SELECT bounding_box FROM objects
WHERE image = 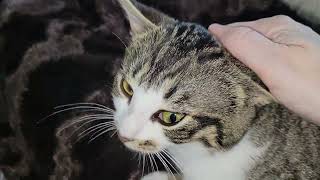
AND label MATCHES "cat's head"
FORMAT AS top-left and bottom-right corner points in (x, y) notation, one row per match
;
(113, 0), (273, 153)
